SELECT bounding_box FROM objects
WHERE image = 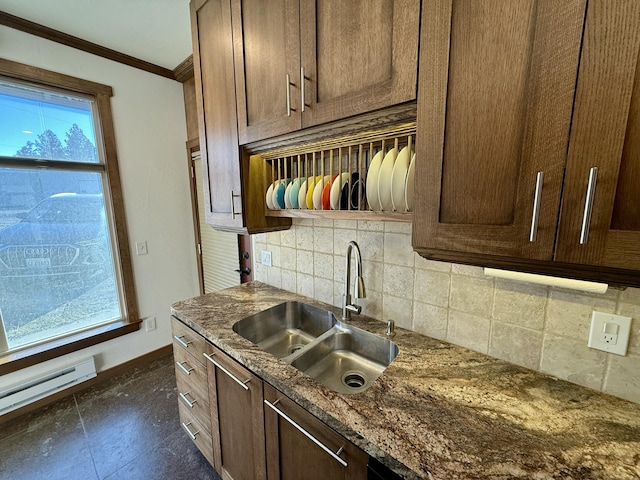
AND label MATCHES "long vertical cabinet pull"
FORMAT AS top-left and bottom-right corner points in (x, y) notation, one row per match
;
(529, 172), (544, 242)
(579, 167), (598, 245)
(264, 399), (348, 468)
(230, 190), (242, 219)
(300, 67), (306, 113)
(203, 352), (251, 390)
(286, 74), (292, 116)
